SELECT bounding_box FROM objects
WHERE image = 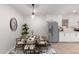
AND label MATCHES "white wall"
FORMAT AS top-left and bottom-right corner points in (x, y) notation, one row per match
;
(0, 5), (24, 53)
(24, 16), (48, 37)
(46, 15), (62, 26)
(46, 15), (79, 28)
